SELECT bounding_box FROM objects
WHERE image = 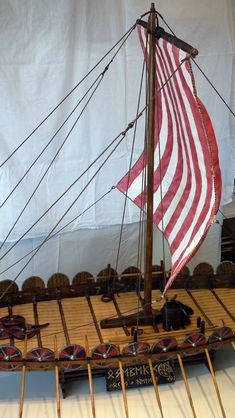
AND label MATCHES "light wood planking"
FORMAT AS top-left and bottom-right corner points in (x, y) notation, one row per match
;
(11, 303), (37, 351)
(89, 295), (126, 343)
(0, 288), (233, 355)
(213, 289), (235, 319)
(61, 297), (99, 349)
(36, 300), (66, 349)
(190, 289), (234, 330)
